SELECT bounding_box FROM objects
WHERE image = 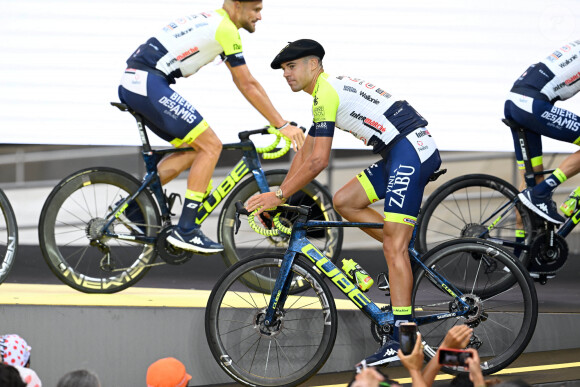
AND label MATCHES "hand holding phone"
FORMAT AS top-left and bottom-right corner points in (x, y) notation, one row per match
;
(438, 348), (473, 369)
(399, 322), (417, 355)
